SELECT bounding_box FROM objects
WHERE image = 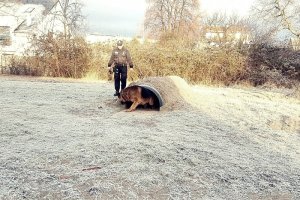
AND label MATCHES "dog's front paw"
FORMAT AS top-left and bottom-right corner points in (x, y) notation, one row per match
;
(124, 109), (132, 112)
